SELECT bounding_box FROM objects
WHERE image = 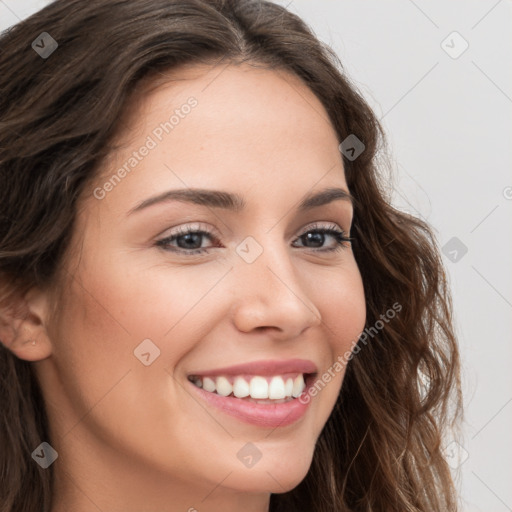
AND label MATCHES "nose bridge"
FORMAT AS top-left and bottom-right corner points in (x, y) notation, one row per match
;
(230, 234), (321, 335)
